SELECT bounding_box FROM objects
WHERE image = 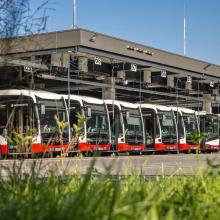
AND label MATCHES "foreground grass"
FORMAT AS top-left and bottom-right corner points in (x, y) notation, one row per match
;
(0, 160), (220, 220)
